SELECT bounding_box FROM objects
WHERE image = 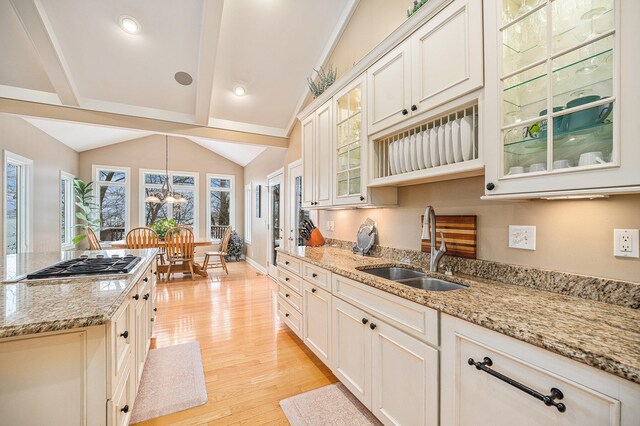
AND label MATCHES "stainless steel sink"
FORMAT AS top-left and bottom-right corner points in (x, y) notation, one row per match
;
(361, 267), (424, 281)
(399, 277), (467, 292)
(361, 266), (467, 292)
